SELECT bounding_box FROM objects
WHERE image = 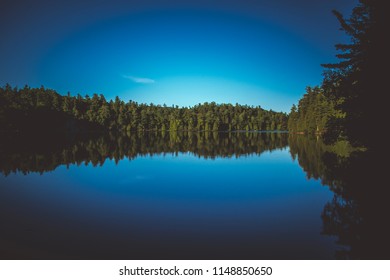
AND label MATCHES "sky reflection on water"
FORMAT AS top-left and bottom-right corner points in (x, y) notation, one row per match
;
(0, 143), (338, 259)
